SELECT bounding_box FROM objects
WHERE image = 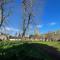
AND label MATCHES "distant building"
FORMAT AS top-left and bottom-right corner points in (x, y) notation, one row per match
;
(9, 35), (21, 41)
(44, 30), (60, 41)
(0, 33), (8, 40)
